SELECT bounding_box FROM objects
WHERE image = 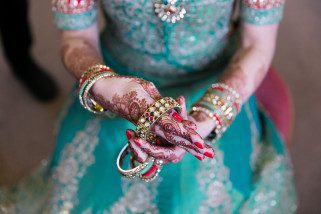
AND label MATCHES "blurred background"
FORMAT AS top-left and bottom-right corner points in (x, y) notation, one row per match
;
(0, 0), (320, 213)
